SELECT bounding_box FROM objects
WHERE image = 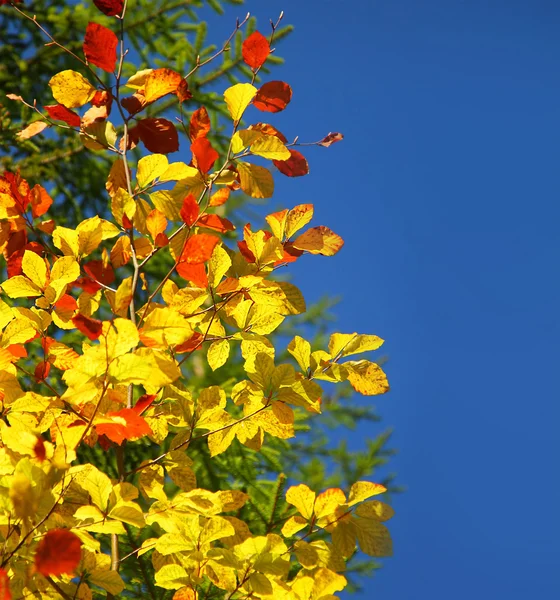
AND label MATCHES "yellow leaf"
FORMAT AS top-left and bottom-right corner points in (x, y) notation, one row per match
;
(347, 481), (387, 506)
(160, 161), (198, 182)
(139, 463), (167, 502)
(52, 225), (79, 257)
(207, 339), (230, 371)
(81, 120), (117, 151)
(286, 484), (315, 520)
(111, 188), (135, 226)
(125, 68), (153, 89)
(328, 333), (384, 358)
(155, 564), (190, 590)
(250, 135), (290, 160)
(281, 515), (308, 537)
(88, 570), (125, 596)
(17, 121), (48, 140)
(109, 353), (155, 384)
(140, 307), (193, 348)
(354, 517), (392, 557)
(49, 70), (96, 108)
(311, 567), (347, 598)
(265, 208), (288, 240)
(287, 336), (311, 372)
(208, 244), (232, 289)
(237, 162), (274, 199)
(0, 299), (14, 330)
(355, 500), (395, 522)
(150, 190), (183, 221)
(285, 204), (314, 239)
(331, 520), (357, 558)
(224, 83), (257, 122)
(0, 275), (42, 298)
(231, 129), (262, 153)
(344, 360), (389, 396)
(292, 225), (344, 256)
(106, 159), (129, 198)
(108, 501), (145, 527)
(9, 473), (37, 519)
(137, 153), (169, 187)
(51, 256), (80, 285)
